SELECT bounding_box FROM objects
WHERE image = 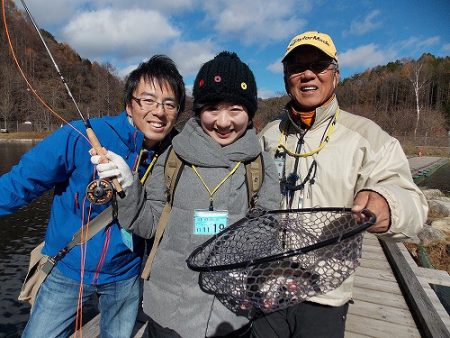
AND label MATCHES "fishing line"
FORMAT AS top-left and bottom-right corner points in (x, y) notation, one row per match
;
(18, 0), (86, 122)
(92, 226), (112, 285)
(74, 197), (91, 338)
(2, 2), (125, 335)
